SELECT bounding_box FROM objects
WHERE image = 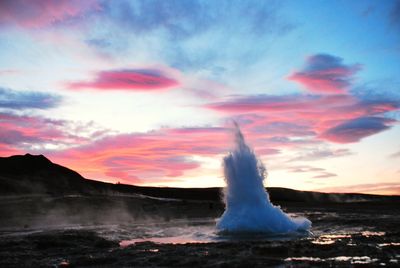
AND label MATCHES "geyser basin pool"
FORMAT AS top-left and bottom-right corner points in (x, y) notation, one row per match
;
(117, 218), (309, 247)
(217, 125), (311, 233)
